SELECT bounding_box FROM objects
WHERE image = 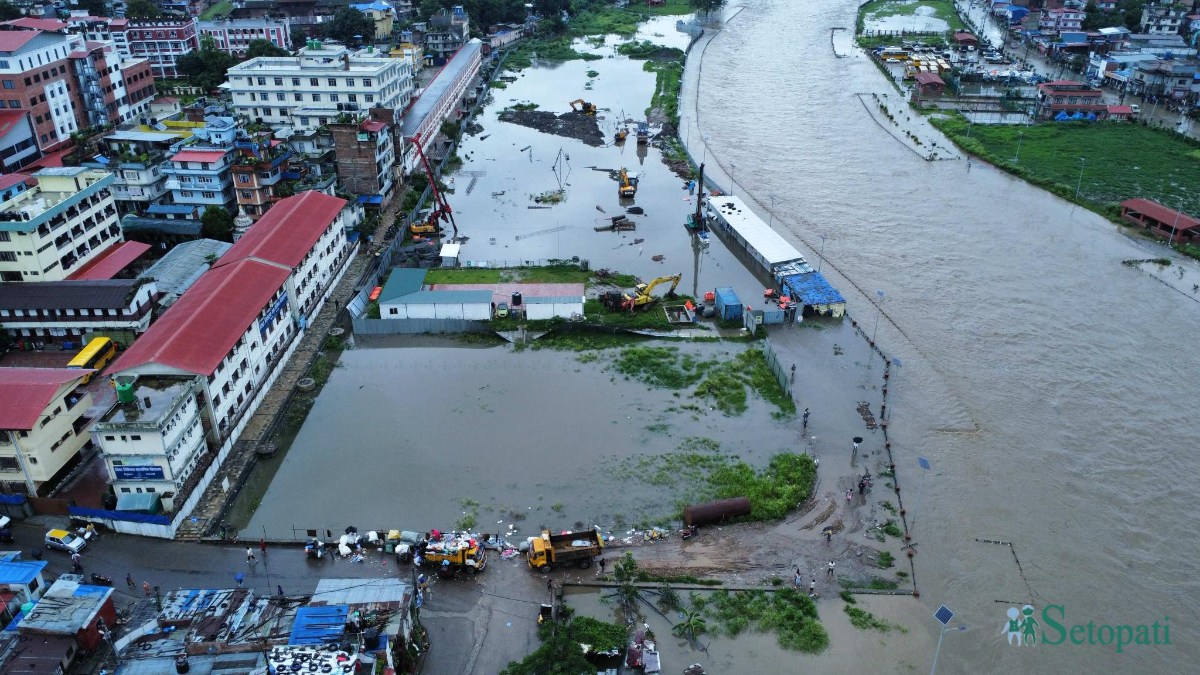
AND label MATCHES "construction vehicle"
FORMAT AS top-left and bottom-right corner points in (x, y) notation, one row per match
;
(636, 121), (650, 145)
(527, 528), (604, 573)
(606, 274), (682, 312)
(614, 127), (628, 143)
(569, 98), (597, 115)
(410, 133), (458, 239)
(618, 167), (638, 198)
(421, 534), (488, 576)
